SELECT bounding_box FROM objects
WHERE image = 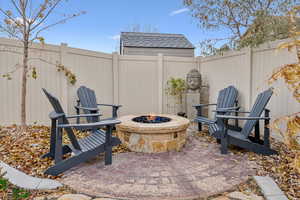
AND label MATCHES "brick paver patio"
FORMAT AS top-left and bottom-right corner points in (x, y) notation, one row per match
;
(61, 129), (258, 200)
